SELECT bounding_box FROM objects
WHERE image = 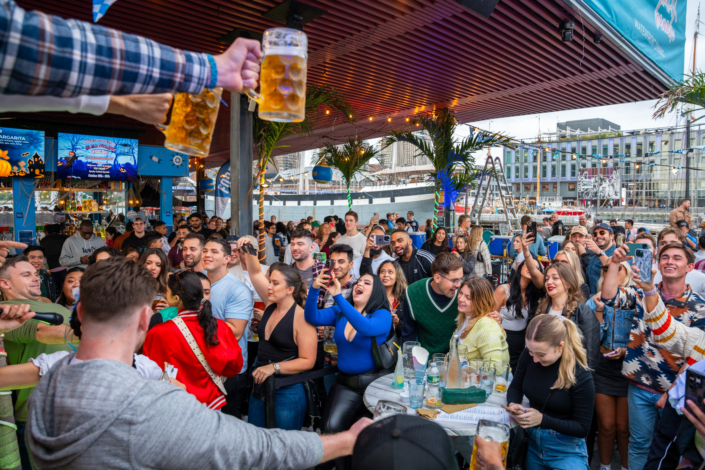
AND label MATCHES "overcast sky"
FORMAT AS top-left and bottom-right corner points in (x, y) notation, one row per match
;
(461, 0), (704, 162)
